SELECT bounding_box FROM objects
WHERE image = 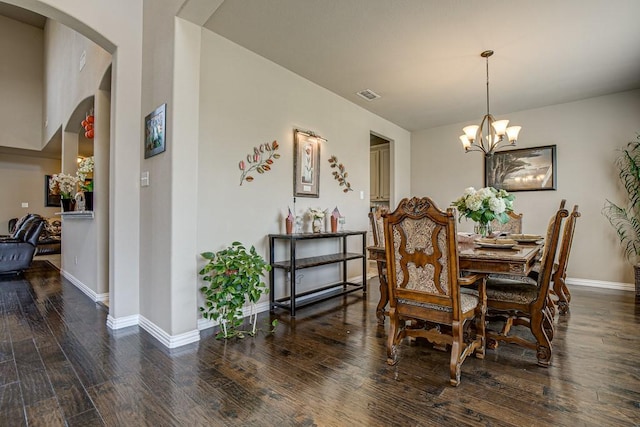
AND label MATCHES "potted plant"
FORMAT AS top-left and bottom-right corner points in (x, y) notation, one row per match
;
(49, 173), (81, 211)
(603, 134), (640, 297)
(199, 241), (275, 338)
